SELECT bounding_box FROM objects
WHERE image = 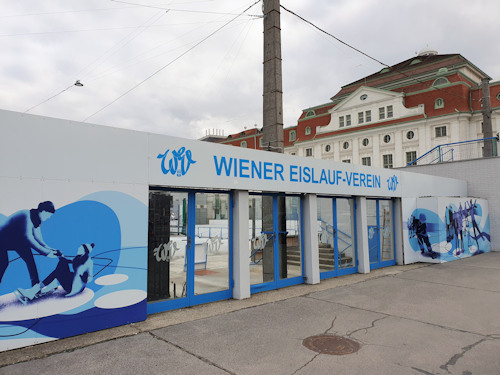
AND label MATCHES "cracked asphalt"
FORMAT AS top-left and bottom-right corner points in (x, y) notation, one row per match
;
(1, 252), (499, 374)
